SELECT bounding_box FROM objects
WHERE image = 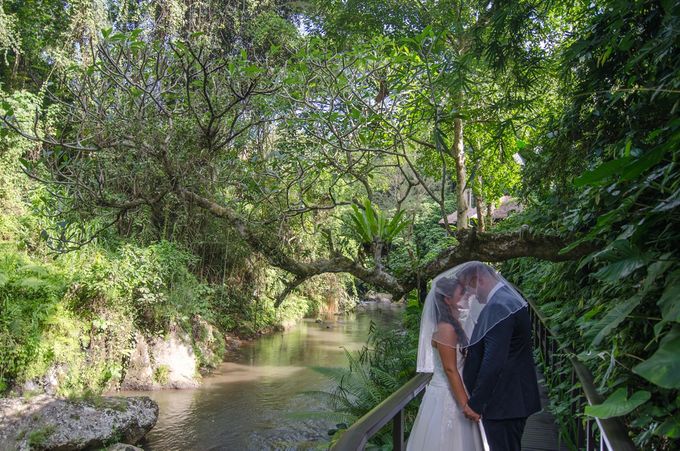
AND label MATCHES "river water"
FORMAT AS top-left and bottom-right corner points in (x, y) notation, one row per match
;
(134, 306), (401, 450)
